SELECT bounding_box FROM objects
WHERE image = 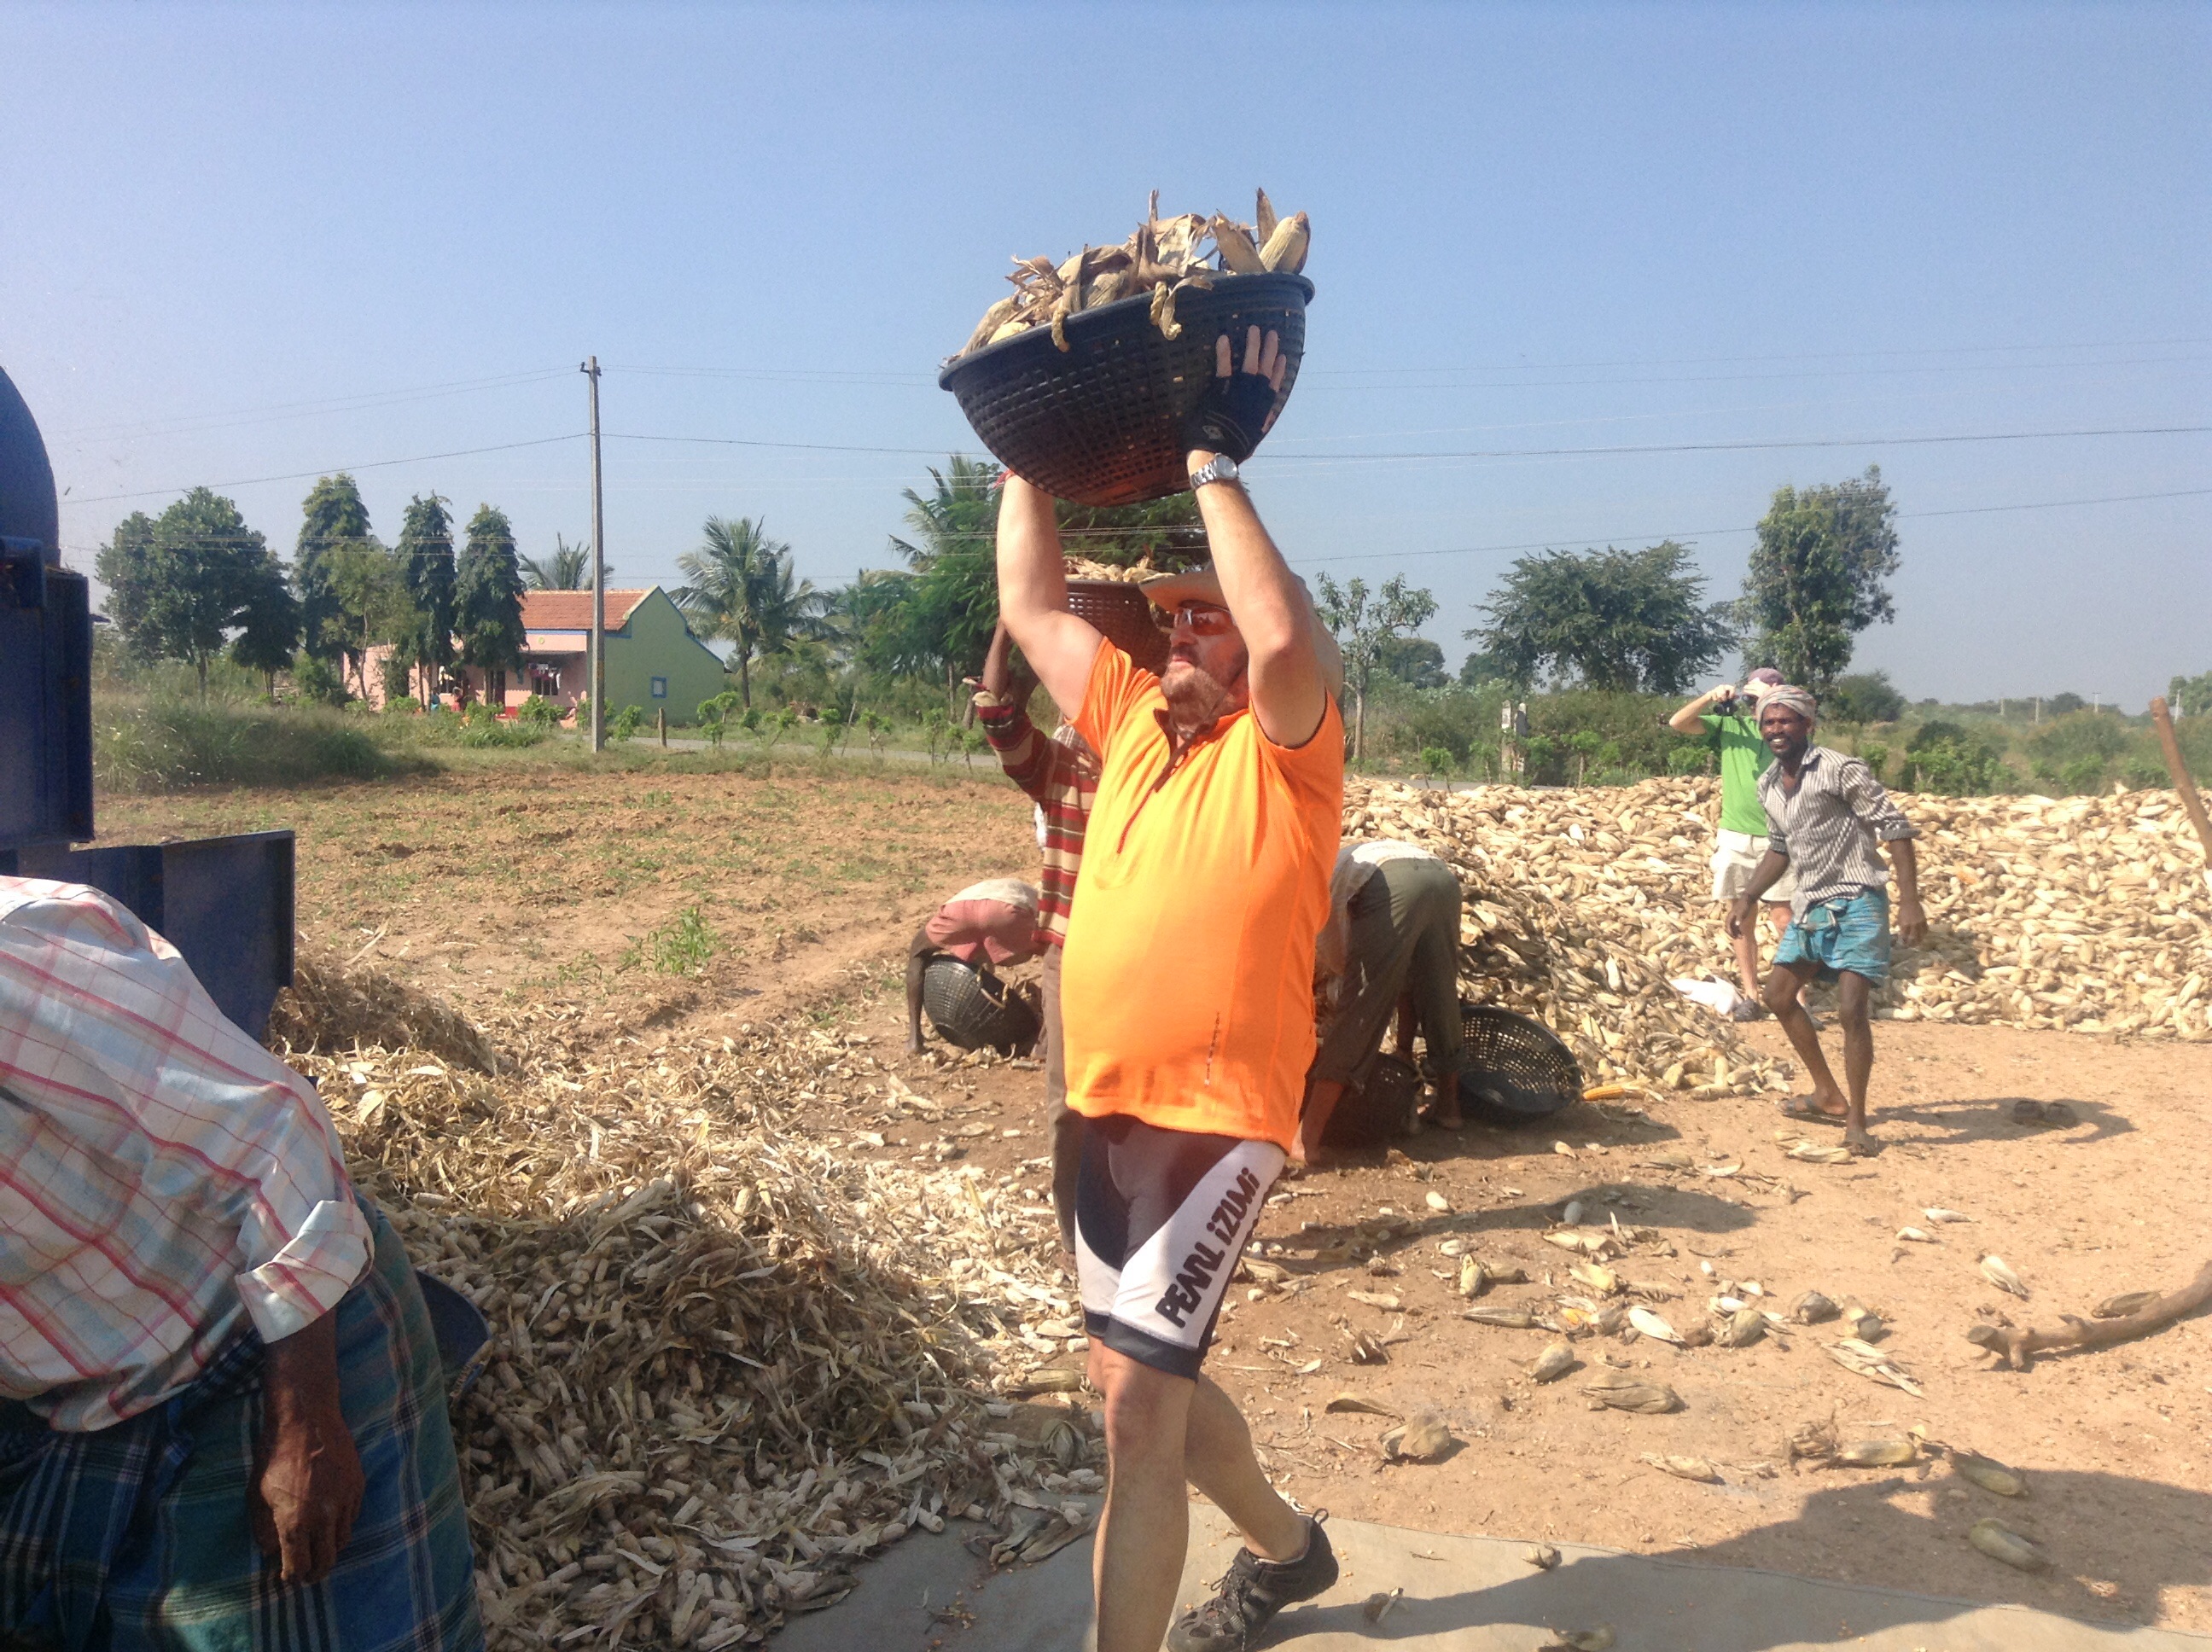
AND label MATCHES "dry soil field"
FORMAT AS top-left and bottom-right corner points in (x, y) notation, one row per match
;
(99, 754), (2212, 1641)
